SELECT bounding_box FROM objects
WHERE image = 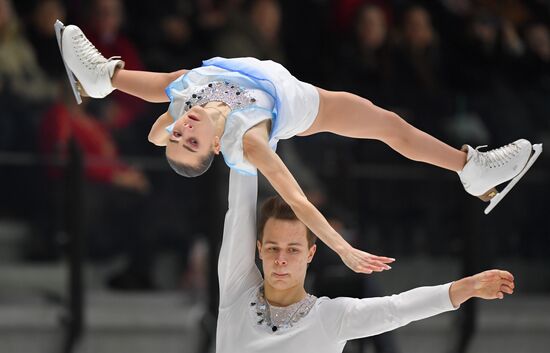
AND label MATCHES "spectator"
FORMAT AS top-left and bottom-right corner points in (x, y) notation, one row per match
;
(392, 4), (453, 136)
(451, 10), (531, 143)
(26, 0), (66, 80)
(38, 90), (156, 290)
(38, 84), (207, 291)
(334, 4), (395, 106)
(213, 0), (286, 64)
(0, 0), (57, 151)
(39, 97), (149, 190)
(516, 21), (550, 143)
(82, 0), (147, 139)
(141, 13), (205, 72)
